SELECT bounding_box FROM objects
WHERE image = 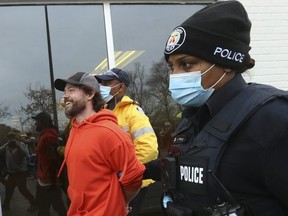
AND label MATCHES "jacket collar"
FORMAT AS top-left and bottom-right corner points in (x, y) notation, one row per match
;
(206, 74), (248, 117)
